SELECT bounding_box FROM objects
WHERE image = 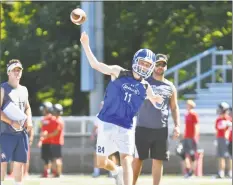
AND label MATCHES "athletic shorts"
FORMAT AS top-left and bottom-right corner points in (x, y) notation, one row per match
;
(183, 138), (197, 156)
(41, 144), (52, 162)
(0, 131), (29, 163)
(96, 119), (135, 156)
(50, 144), (62, 159)
(134, 126), (169, 161)
(217, 138), (230, 158)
